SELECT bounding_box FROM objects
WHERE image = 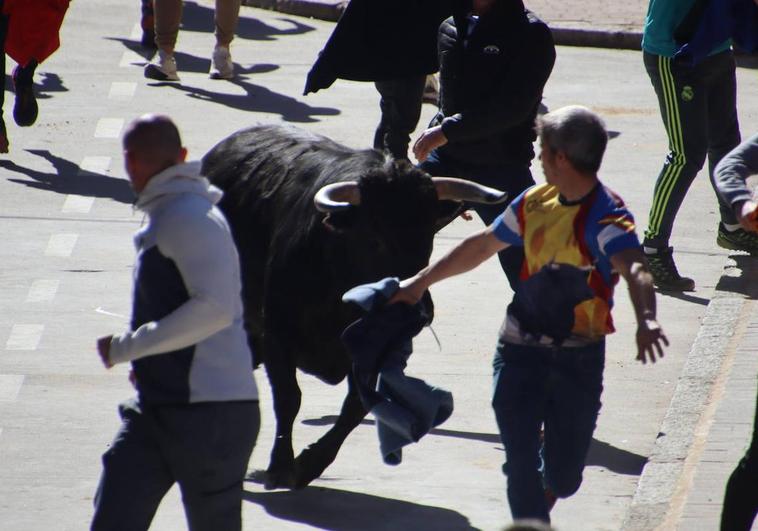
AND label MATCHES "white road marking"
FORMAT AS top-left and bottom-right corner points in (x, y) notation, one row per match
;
(108, 82), (137, 100)
(94, 118), (124, 139)
(45, 234), (78, 257)
(119, 49), (145, 68)
(0, 375), (25, 401)
(26, 280), (60, 303)
(80, 156), (111, 174)
(130, 22), (142, 40)
(62, 195), (95, 213)
(6, 325), (44, 350)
